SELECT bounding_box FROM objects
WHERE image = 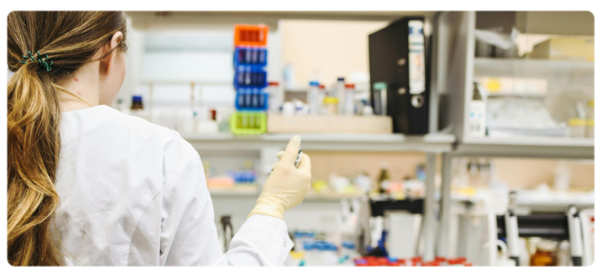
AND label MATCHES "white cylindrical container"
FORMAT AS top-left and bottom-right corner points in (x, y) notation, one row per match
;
(343, 84), (355, 115)
(308, 81), (320, 115)
(282, 102), (295, 116)
(268, 81), (281, 114)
